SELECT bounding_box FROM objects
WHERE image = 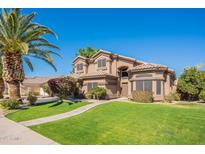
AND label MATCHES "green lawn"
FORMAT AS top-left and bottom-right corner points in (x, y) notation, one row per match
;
(30, 102), (205, 144)
(6, 101), (87, 122)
